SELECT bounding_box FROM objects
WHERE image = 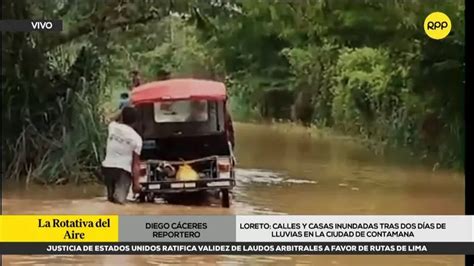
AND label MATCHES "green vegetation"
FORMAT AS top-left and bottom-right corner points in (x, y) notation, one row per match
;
(2, 0), (464, 184)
